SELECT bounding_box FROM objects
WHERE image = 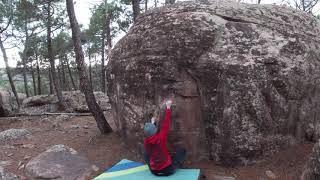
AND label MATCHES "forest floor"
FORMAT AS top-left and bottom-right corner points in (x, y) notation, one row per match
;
(0, 115), (313, 180)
